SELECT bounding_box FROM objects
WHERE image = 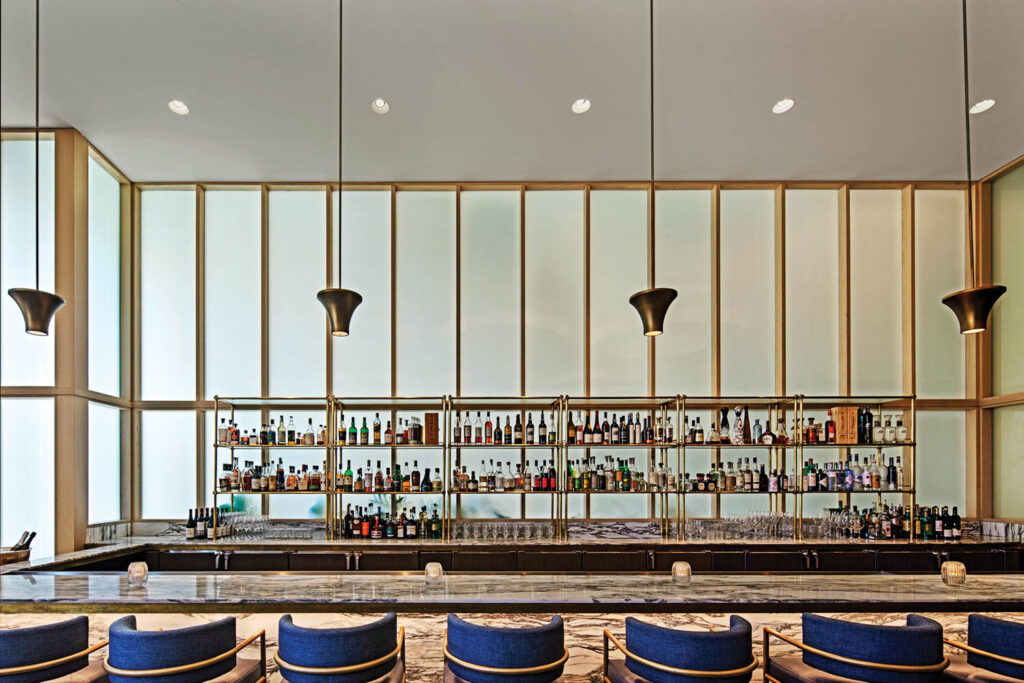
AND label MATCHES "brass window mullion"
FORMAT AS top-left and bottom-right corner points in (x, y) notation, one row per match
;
(195, 185), (205, 507)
